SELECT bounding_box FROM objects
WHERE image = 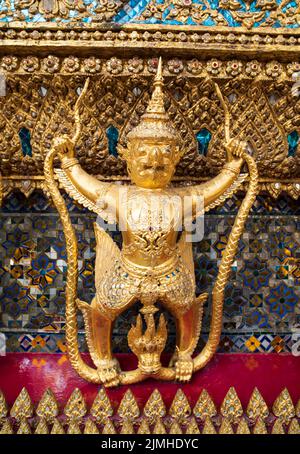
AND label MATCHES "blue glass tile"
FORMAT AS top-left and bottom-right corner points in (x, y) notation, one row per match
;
(249, 1), (258, 12)
(287, 130), (299, 157)
(282, 1), (297, 11)
(196, 128), (212, 156)
(106, 125), (119, 157)
(218, 9), (238, 27)
(18, 127), (32, 157)
(203, 17), (215, 26)
(0, 0), (297, 27)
